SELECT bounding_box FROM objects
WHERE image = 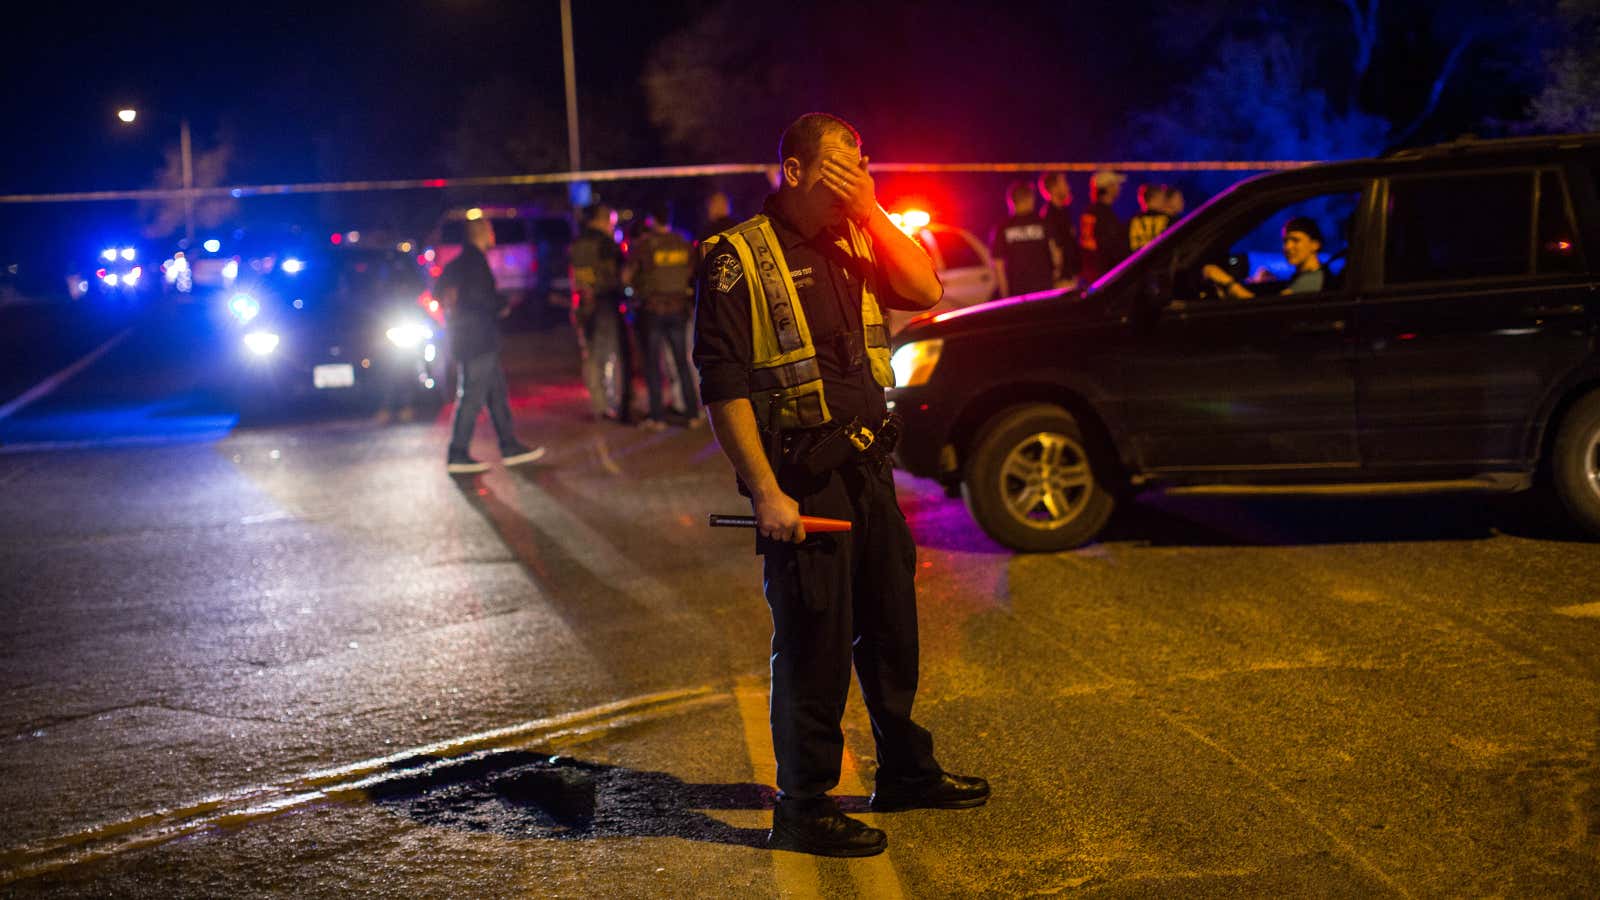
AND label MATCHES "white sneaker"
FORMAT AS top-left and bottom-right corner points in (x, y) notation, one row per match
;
(446, 454), (489, 474)
(501, 445), (547, 467)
